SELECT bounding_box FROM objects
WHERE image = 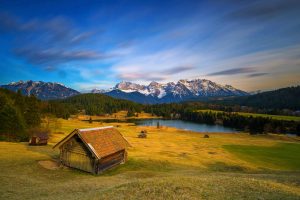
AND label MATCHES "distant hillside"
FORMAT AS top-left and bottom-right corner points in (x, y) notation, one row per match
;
(0, 80), (80, 100)
(59, 93), (142, 115)
(105, 90), (159, 104)
(216, 86), (300, 110)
